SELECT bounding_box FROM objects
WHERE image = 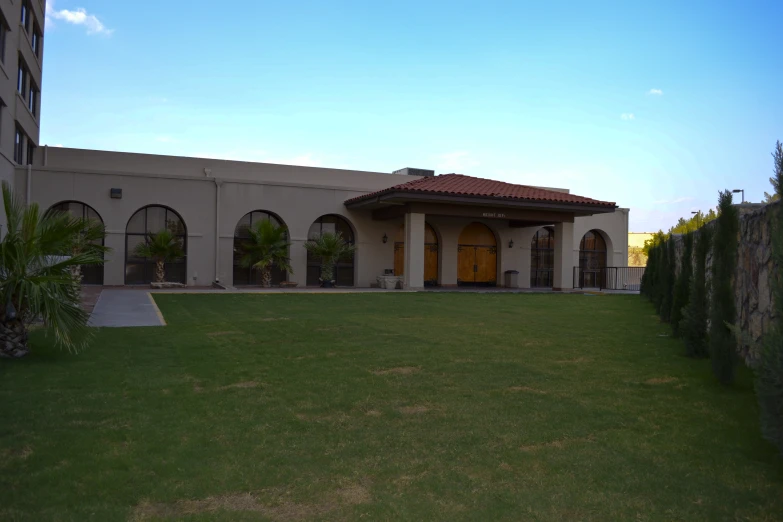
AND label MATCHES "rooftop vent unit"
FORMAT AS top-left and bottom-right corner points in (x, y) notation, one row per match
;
(392, 167), (434, 177)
